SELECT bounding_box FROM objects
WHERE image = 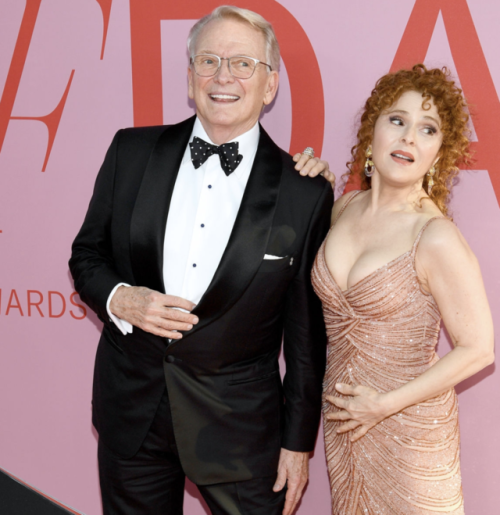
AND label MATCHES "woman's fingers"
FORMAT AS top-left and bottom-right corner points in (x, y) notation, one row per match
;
(325, 395), (348, 409)
(308, 161), (327, 177)
(294, 153), (313, 173)
(350, 426), (370, 442)
(337, 420), (361, 434)
(300, 158), (320, 176)
(336, 383), (358, 396)
(322, 170), (336, 187)
(327, 385), (388, 440)
(325, 410), (351, 421)
(293, 153), (326, 175)
(299, 157), (328, 177)
(293, 153), (335, 185)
